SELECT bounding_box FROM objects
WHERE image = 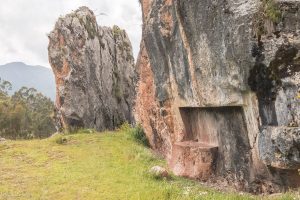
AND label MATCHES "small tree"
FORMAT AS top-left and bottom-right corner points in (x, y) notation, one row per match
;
(0, 83), (56, 139)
